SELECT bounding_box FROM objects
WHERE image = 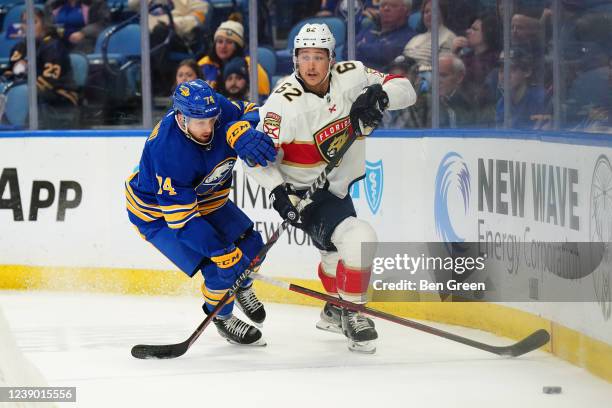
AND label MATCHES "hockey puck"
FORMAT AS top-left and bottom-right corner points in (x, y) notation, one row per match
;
(542, 386), (562, 394)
